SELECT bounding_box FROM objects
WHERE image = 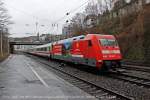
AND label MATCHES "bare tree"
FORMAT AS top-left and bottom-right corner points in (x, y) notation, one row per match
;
(0, 0), (12, 58)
